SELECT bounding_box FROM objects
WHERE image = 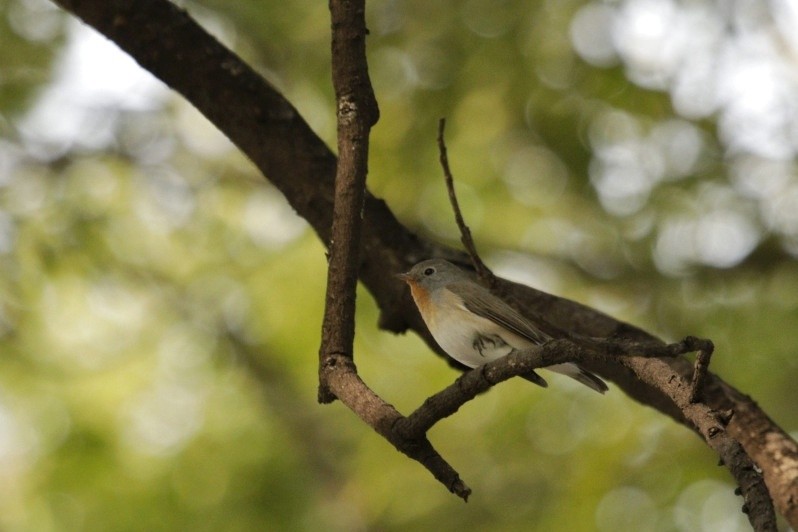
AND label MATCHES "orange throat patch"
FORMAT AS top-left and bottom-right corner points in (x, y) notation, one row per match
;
(407, 281), (433, 322)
